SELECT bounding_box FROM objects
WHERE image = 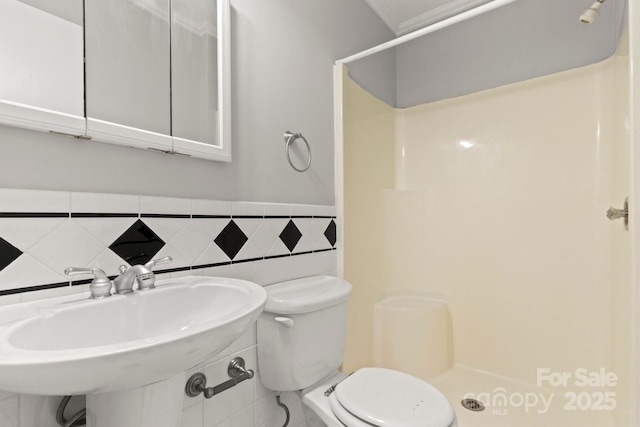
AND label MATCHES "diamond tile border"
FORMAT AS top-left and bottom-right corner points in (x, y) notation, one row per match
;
(0, 237), (22, 271)
(109, 219), (166, 265)
(280, 220), (302, 252)
(0, 189), (338, 298)
(214, 220), (248, 260)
